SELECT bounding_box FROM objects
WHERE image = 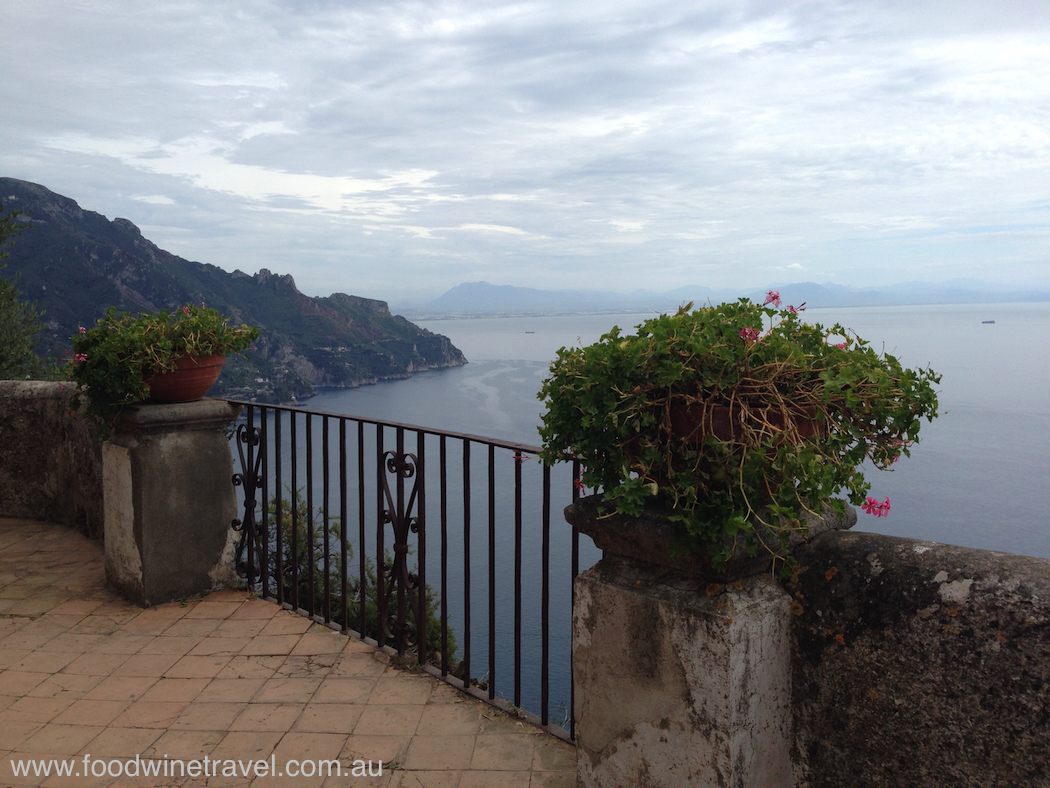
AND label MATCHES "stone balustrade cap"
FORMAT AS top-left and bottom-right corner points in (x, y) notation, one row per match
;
(113, 398), (243, 435)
